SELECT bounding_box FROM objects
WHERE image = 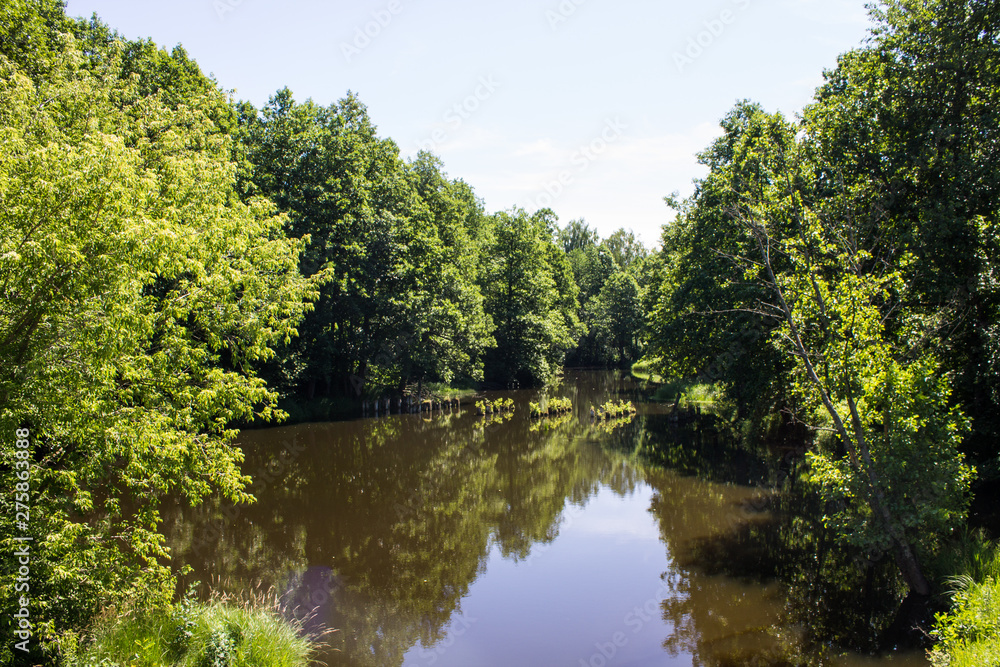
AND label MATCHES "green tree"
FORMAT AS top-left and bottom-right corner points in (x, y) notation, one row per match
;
(603, 228), (647, 272)
(715, 101), (972, 596)
(241, 95), (494, 399)
(241, 89), (405, 397)
(481, 210), (583, 384)
(648, 92), (973, 595)
(0, 0), (70, 79)
(644, 103), (788, 421)
(557, 217), (600, 253)
(560, 221), (647, 368)
(399, 152), (494, 390)
(0, 30), (314, 659)
(804, 0), (1000, 476)
(589, 271), (644, 365)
